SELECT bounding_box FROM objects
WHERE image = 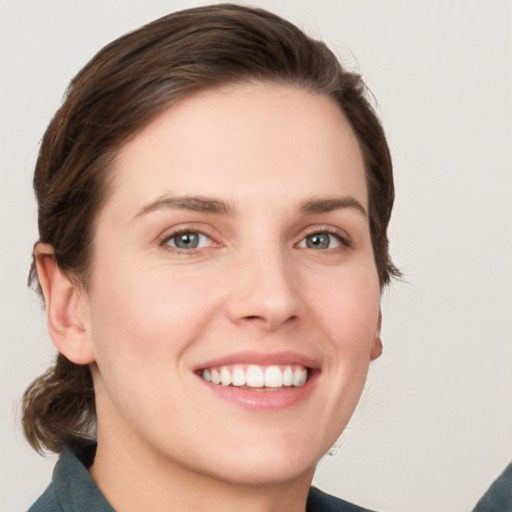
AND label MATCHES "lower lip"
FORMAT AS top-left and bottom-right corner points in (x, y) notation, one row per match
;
(198, 371), (319, 410)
